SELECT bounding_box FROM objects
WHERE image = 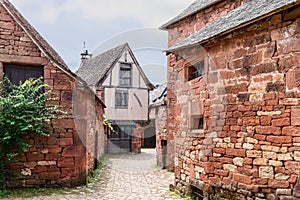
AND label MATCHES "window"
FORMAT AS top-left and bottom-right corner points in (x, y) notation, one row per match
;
(188, 60), (205, 81)
(3, 64), (44, 85)
(191, 117), (204, 130)
(115, 90), (128, 109)
(119, 63), (132, 86)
